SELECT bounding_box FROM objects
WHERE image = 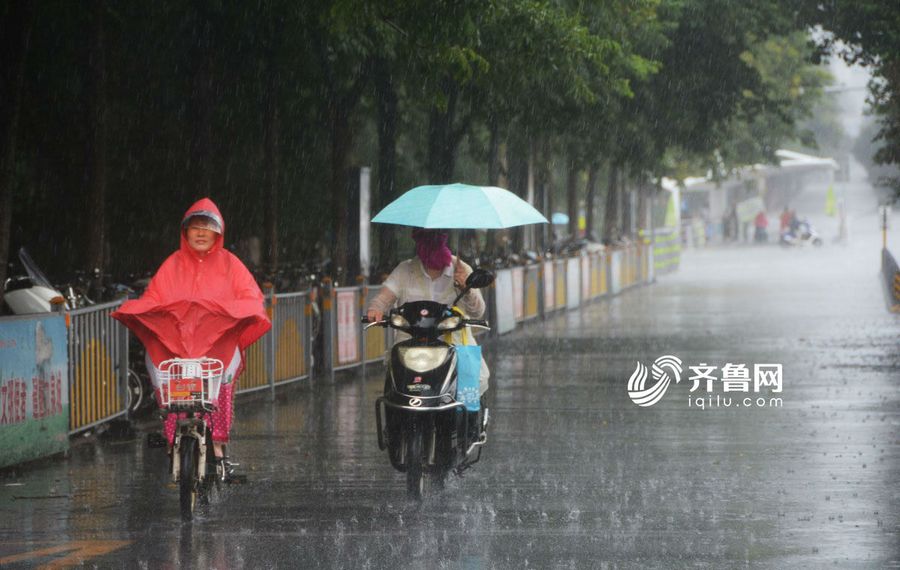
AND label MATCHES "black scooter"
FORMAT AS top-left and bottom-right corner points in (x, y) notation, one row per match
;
(363, 269), (494, 499)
